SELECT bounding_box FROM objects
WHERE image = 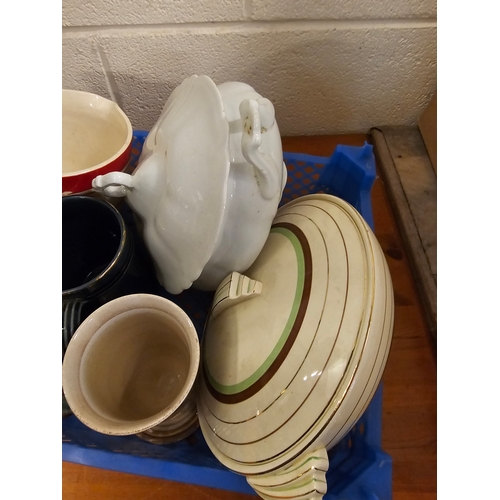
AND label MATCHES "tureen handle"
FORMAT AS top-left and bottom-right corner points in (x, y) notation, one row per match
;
(239, 98), (282, 200)
(247, 447), (329, 500)
(92, 172), (135, 197)
(211, 272), (262, 319)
